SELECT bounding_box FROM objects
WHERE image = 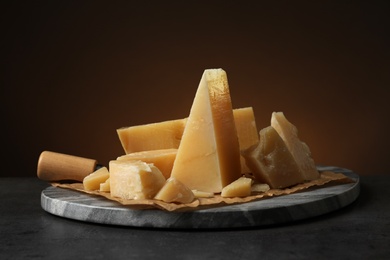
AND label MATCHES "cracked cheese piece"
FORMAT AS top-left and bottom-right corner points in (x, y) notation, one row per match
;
(109, 160), (166, 200)
(154, 177), (195, 203)
(83, 167), (110, 191)
(116, 107), (258, 175)
(116, 149), (177, 179)
(242, 126), (305, 189)
(271, 112), (319, 181)
(221, 177), (252, 198)
(99, 178), (110, 192)
(170, 69), (242, 193)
